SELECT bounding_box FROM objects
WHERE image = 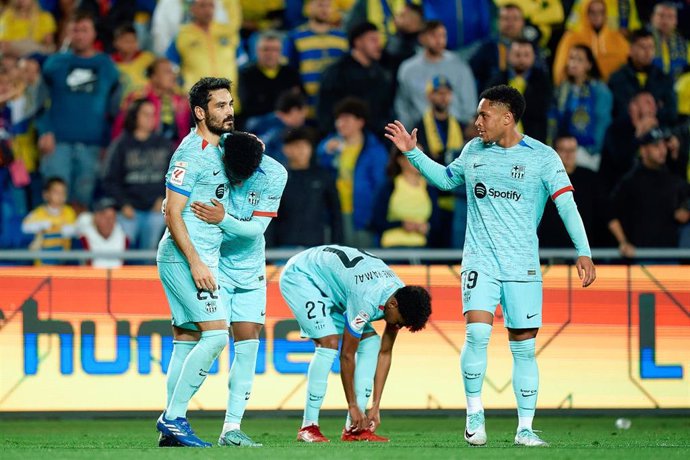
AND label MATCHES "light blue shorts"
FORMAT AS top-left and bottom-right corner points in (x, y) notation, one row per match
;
(158, 262), (226, 330)
(279, 263), (376, 339)
(220, 280), (267, 325)
(461, 270), (543, 329)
